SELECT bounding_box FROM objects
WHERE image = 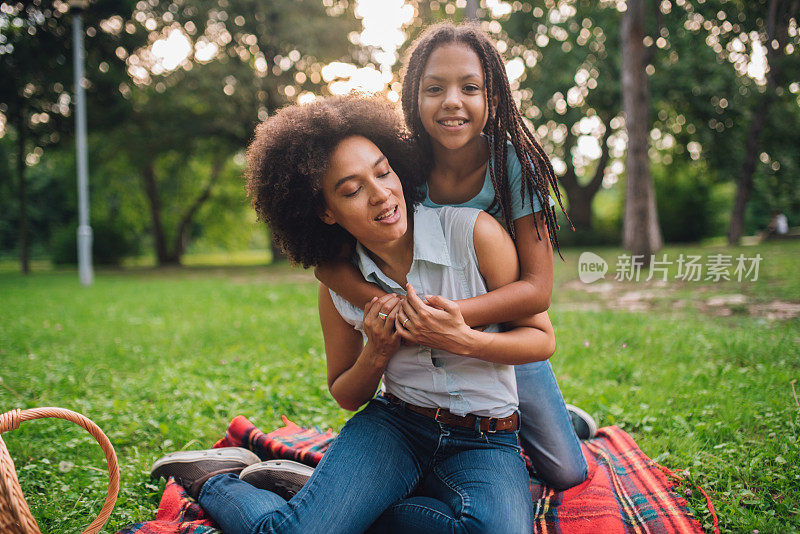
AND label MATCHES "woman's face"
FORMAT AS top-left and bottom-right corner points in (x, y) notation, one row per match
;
(417, 43), (490, 151)
(319, 135), (408, 247)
